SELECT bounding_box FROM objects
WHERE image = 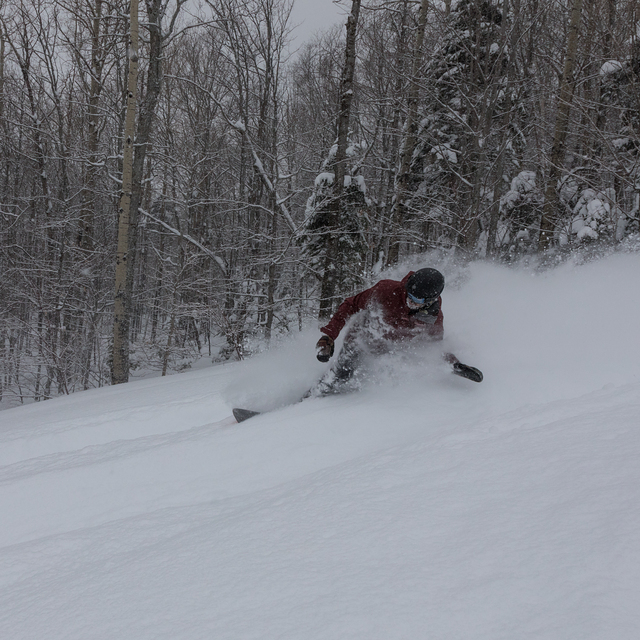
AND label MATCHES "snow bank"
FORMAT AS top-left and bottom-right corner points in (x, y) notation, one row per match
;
(1, 253), (640, 639)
